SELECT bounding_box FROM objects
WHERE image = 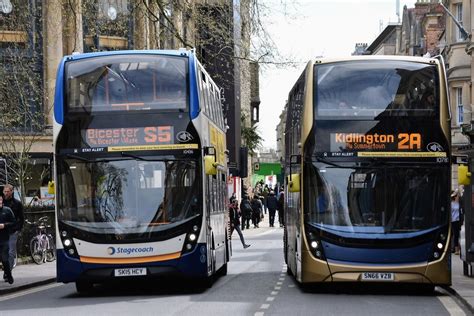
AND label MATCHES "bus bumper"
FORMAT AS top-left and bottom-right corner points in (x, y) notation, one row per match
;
(57, 244), (208, 283)
(300, 250), (451, 285)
